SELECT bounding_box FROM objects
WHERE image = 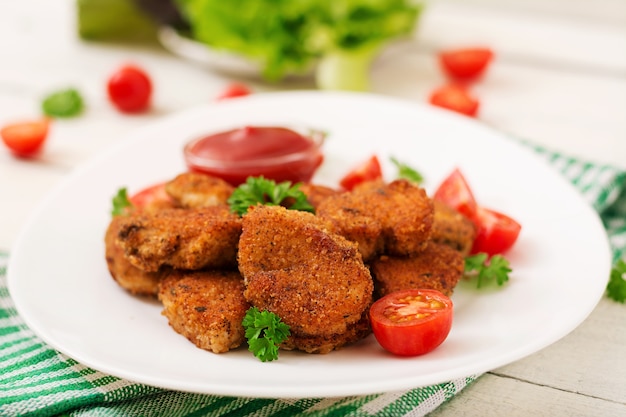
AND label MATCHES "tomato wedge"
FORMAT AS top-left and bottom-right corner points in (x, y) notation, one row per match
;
(129, 183), (173, 210)
(107, 64), (153, 113)
(370, 289), (453, 356)
(1, 118), (51, 157)
(339, 155), (383, 191)
(429, 84), (479, 117)
(471, 207), (522, 256)
(433, 168), (478, 219)
(216, 82), (252, 100)
(439, 47), (494, 82)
